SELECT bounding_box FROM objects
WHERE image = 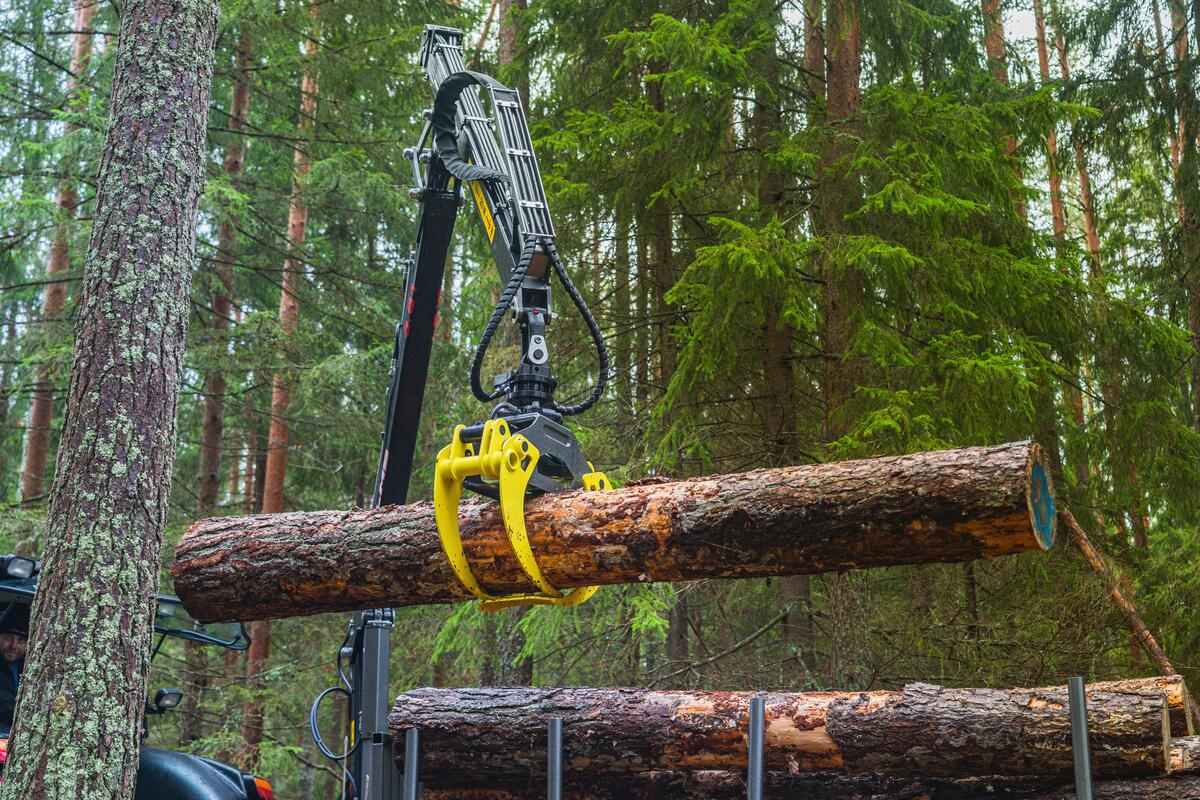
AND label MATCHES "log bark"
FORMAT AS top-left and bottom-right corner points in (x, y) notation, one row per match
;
(173, 441), (1056, 622)
(1172, 736), (1200, 773)
(423, 773), (1200, 800)
(389, 680), (1170, 782)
